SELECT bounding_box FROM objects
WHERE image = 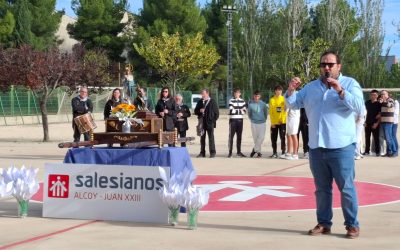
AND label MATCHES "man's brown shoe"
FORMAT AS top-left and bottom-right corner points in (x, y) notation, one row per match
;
(308, 224), (331, 236)
(345, 226), (359, 239)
